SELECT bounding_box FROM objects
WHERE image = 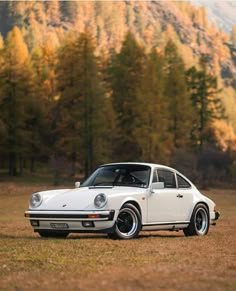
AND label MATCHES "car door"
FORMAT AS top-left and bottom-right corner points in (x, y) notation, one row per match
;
(147, 169), (179, 223)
